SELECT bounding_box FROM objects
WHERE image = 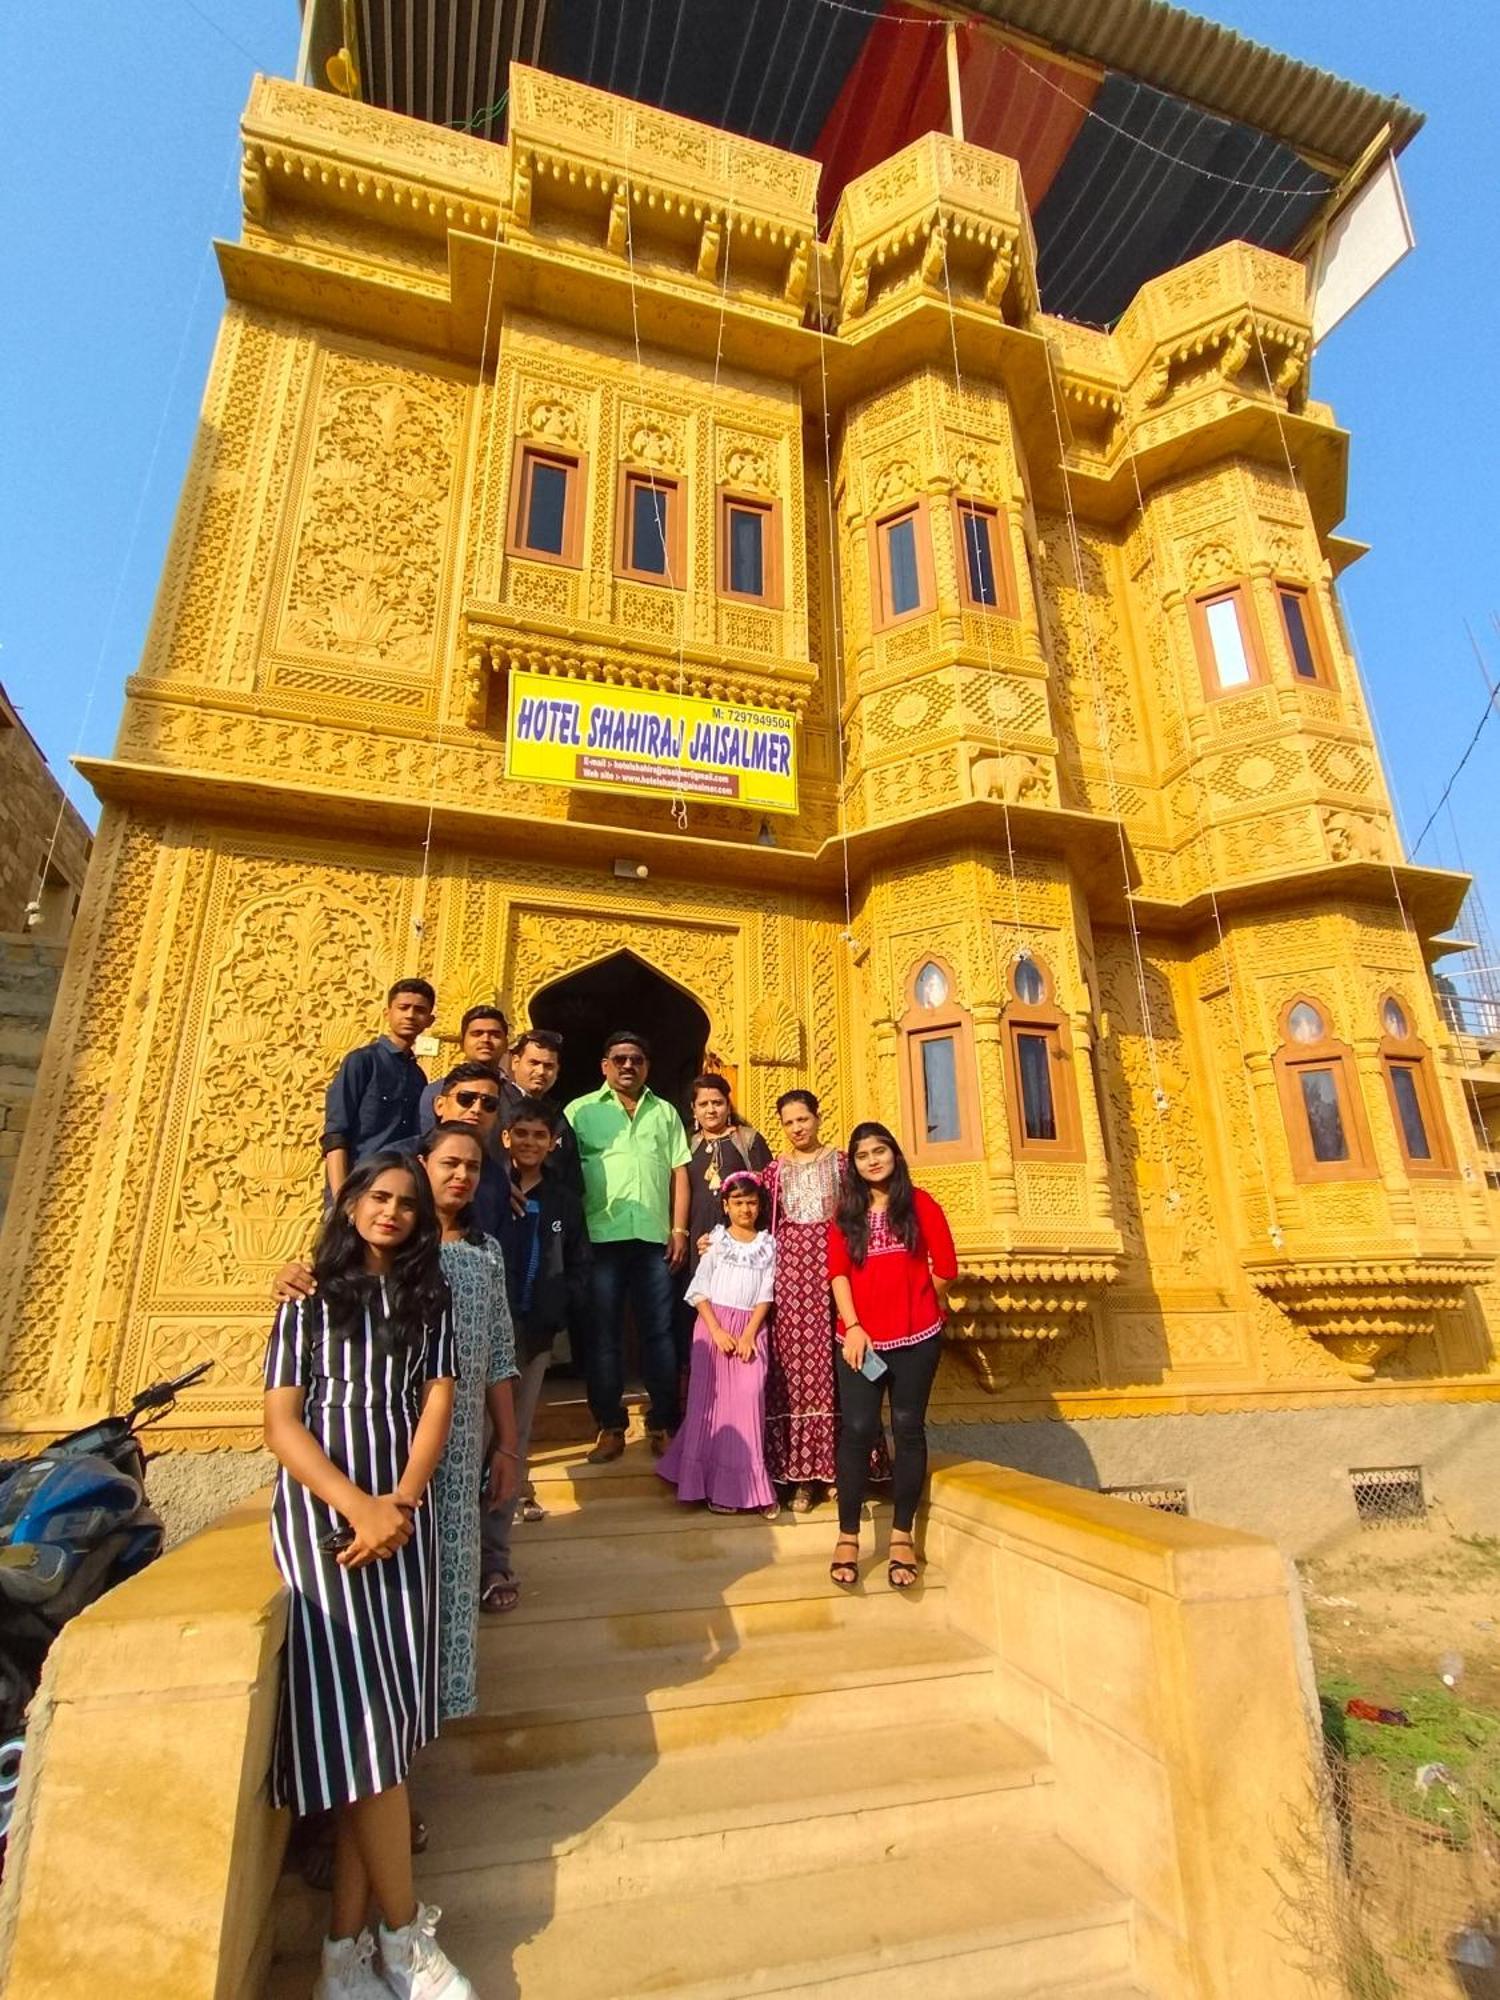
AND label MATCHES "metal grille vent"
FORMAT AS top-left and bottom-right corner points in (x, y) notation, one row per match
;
(1350, 1465), (1427, 1529)
(1103, 1483), (1190, 1516)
